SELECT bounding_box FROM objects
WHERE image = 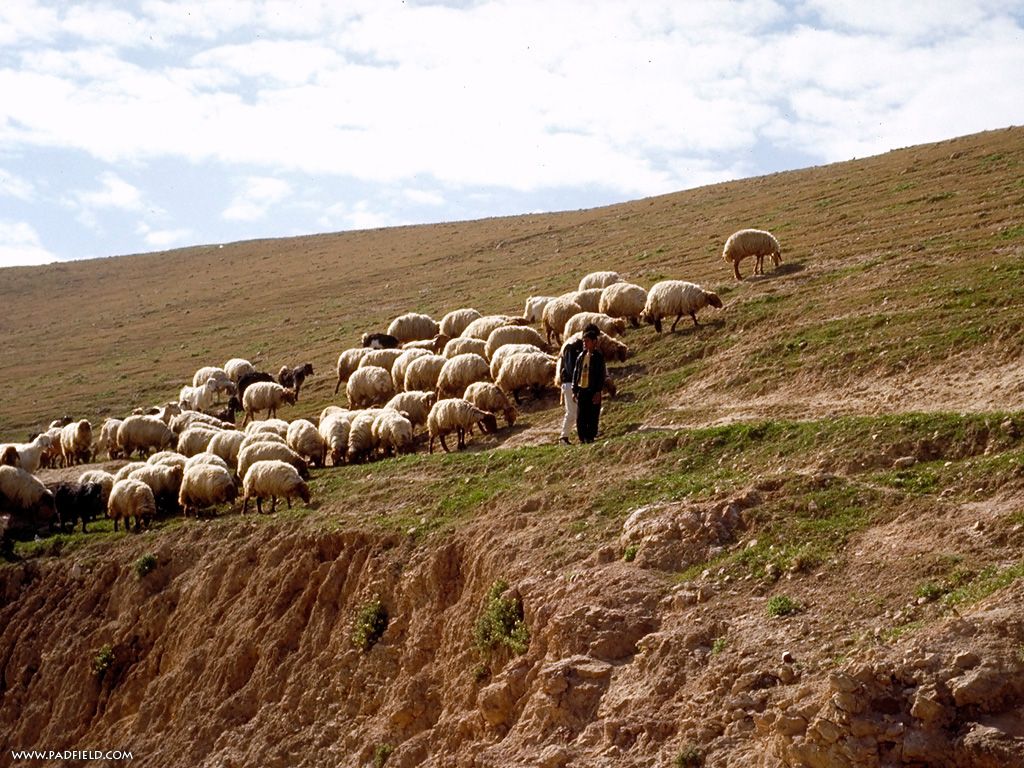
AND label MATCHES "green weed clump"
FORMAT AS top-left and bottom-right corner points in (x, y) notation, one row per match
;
(474, 579), (529, 657)
(134, 553), (157, 578)
(767, 595), (802, 617)
(372, 743), (394, 767)
(92, 645), (114, 679)
(676, 744), (704, 767)
(352, 596), (389, 653)
(623, 544), (639, 562)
